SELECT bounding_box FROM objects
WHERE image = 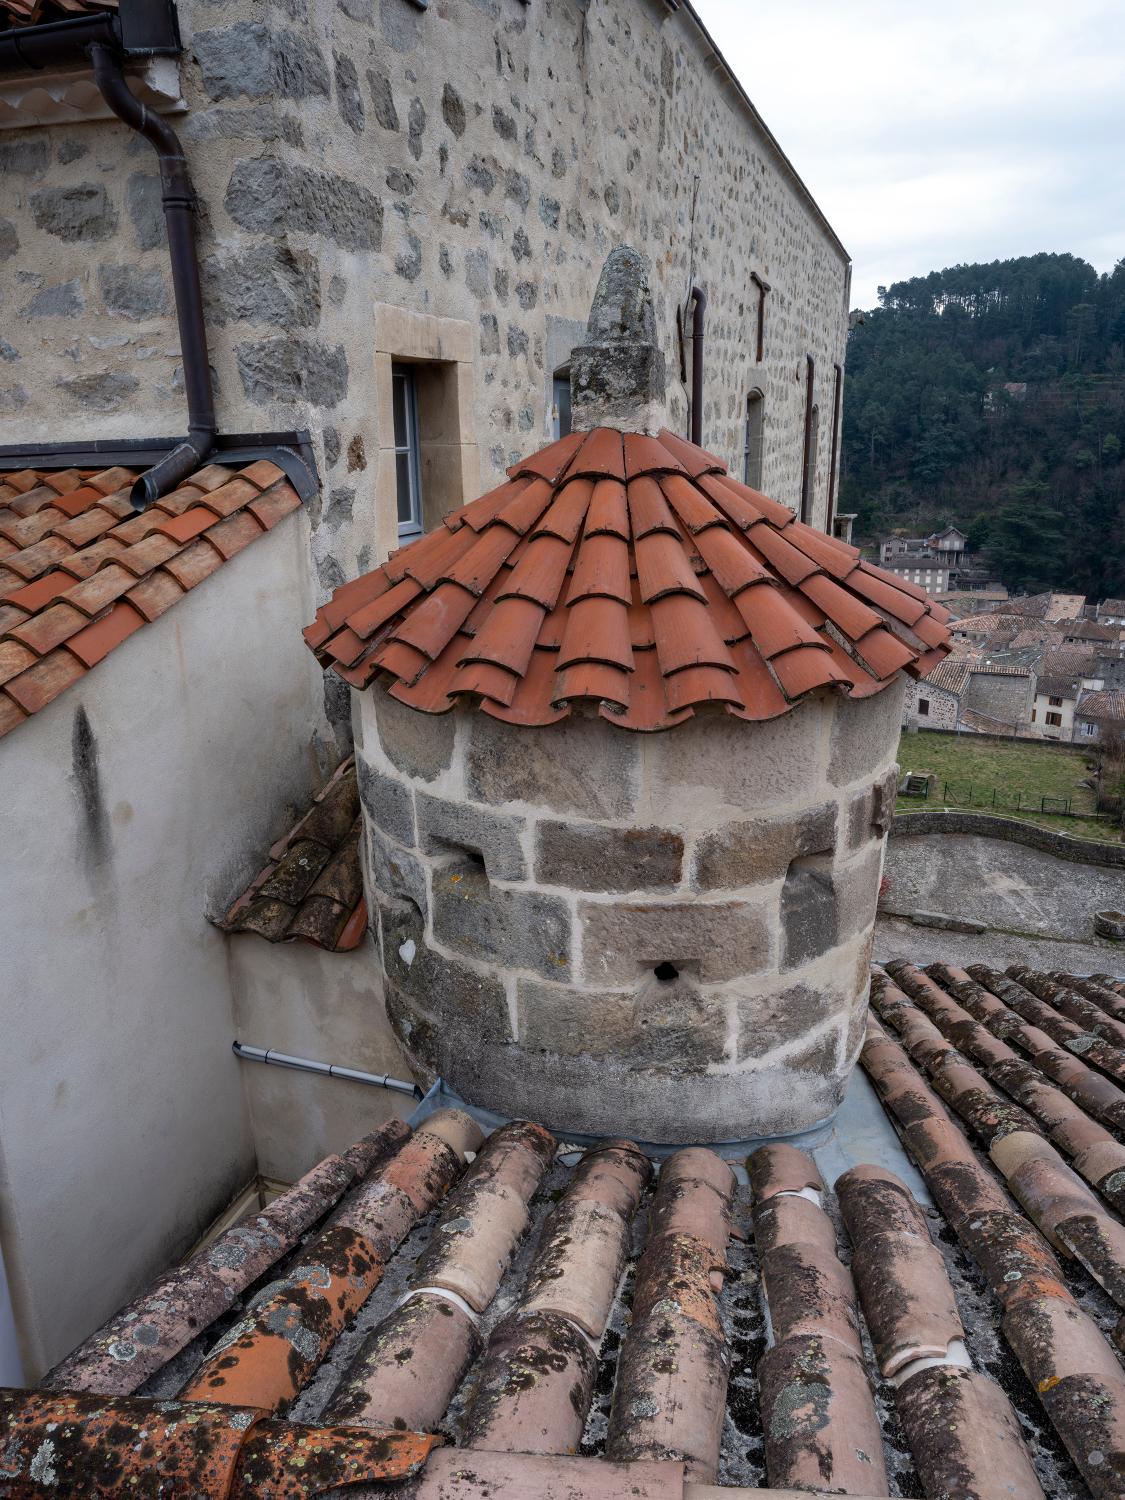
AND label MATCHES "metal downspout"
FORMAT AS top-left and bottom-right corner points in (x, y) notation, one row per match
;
(688, 285), (706, 447)
(89, 43), (216, 511)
